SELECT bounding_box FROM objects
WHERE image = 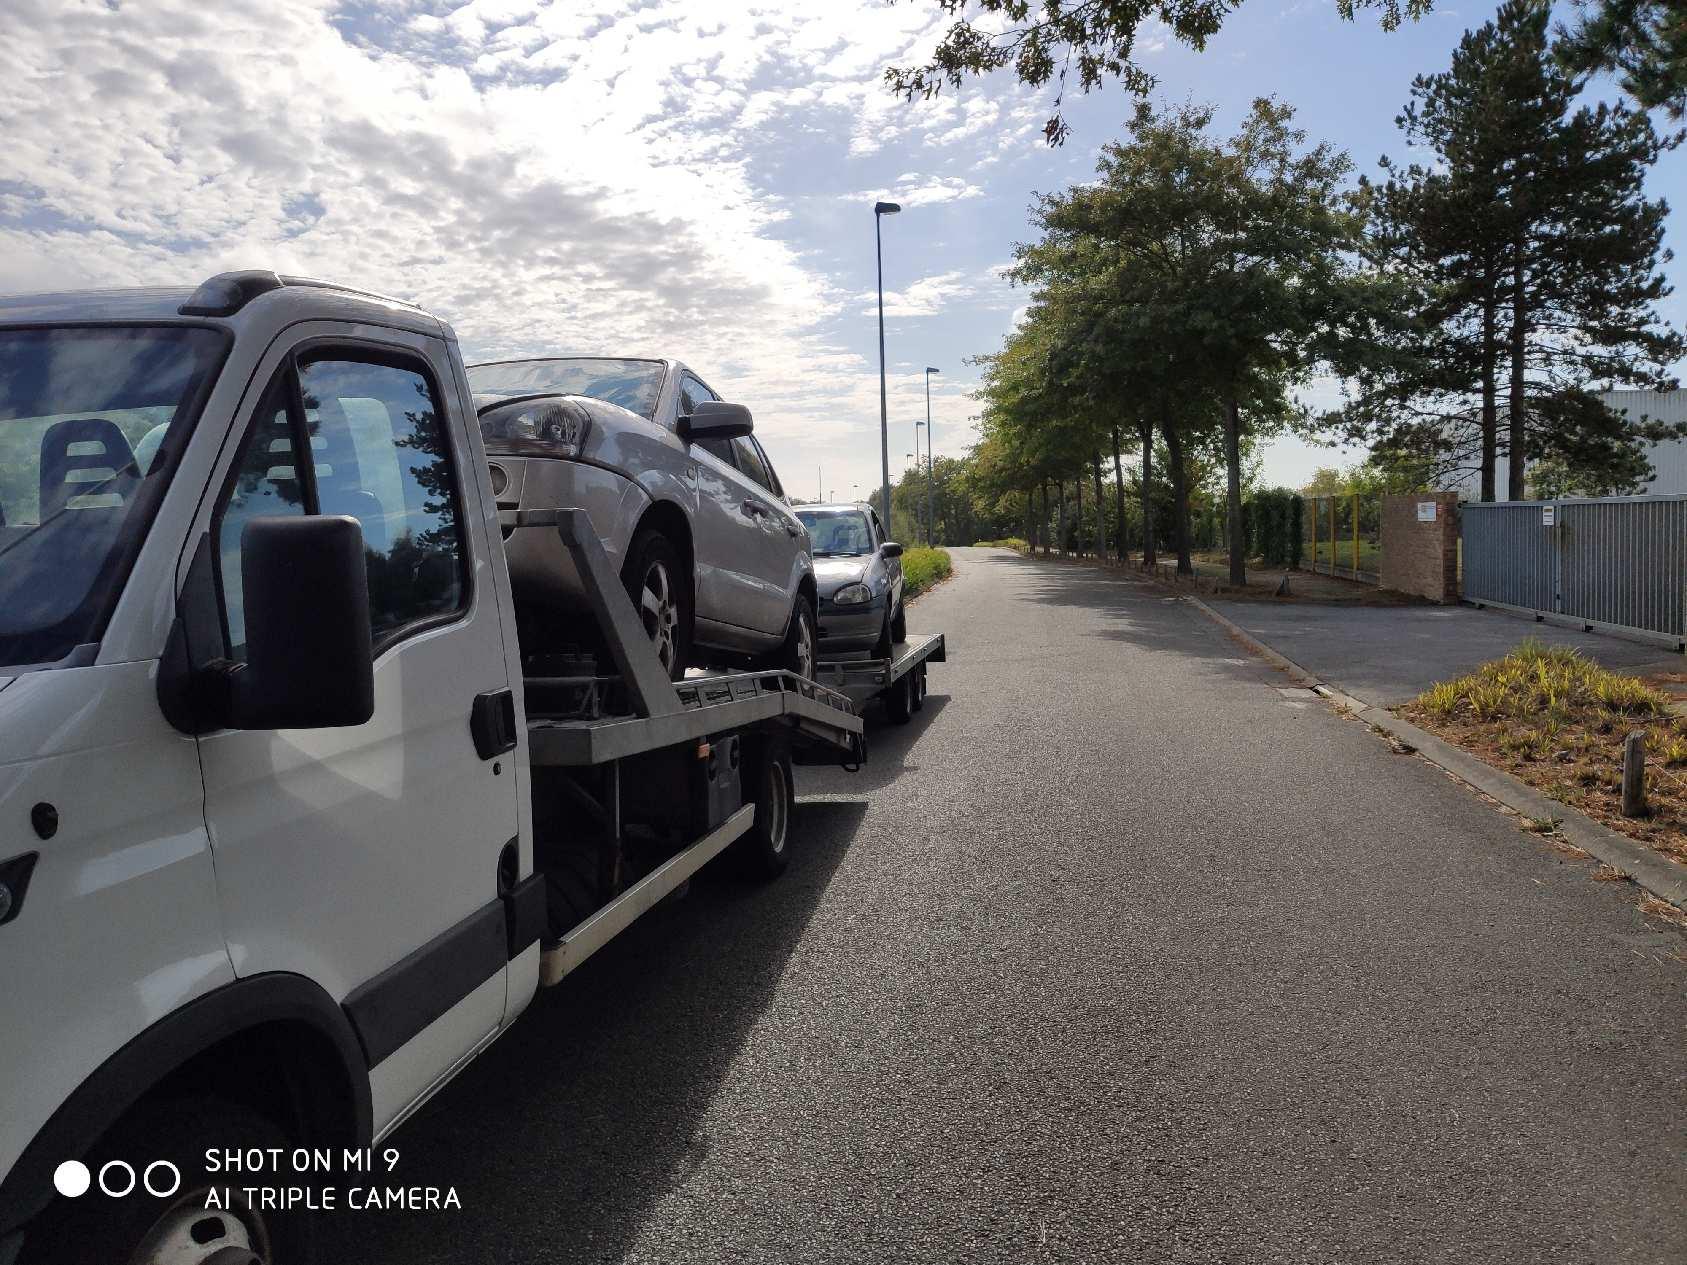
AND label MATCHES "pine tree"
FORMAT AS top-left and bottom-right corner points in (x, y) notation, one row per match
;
(1343, 0), (1685, 499)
